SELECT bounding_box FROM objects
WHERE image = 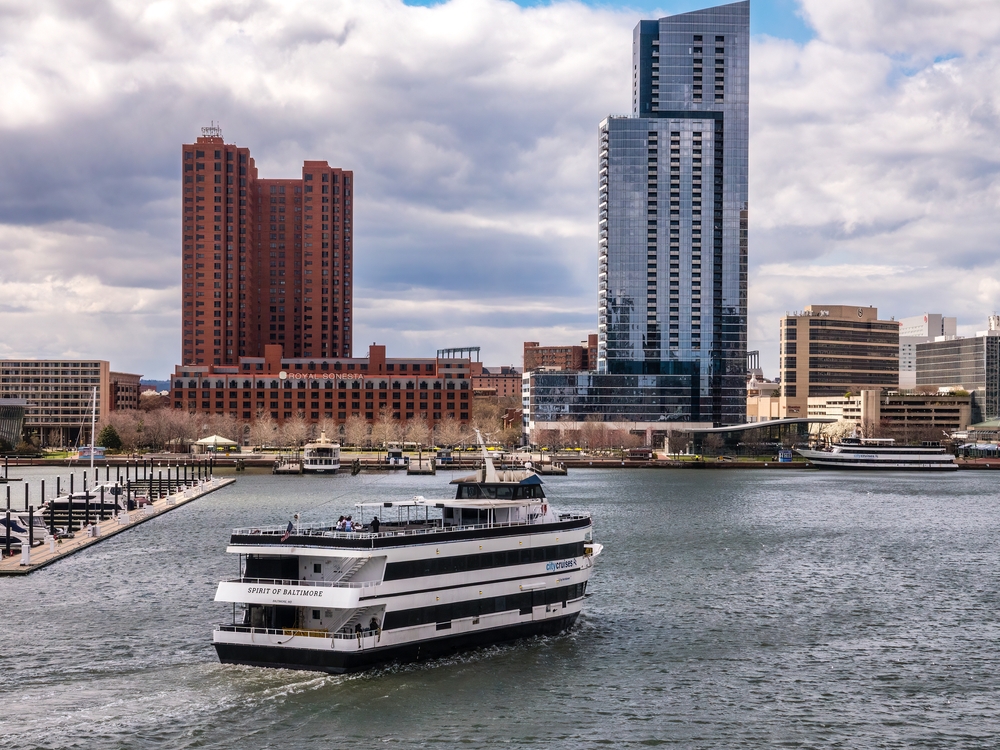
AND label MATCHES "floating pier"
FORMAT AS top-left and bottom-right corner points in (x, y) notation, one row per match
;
(0, 475), (235, 576)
